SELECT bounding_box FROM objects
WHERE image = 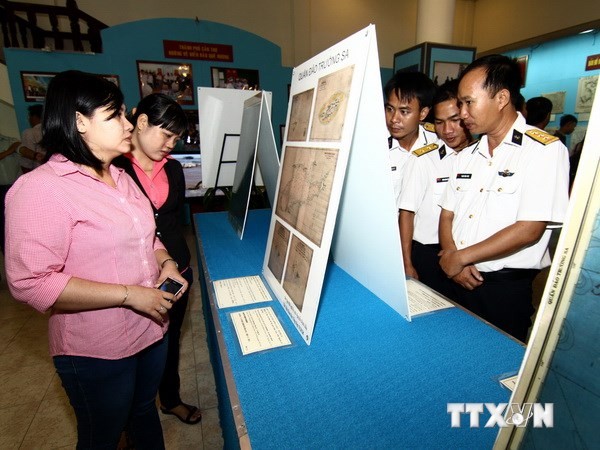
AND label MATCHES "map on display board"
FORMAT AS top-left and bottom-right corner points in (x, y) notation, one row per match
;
(262, 25), (408, 344)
